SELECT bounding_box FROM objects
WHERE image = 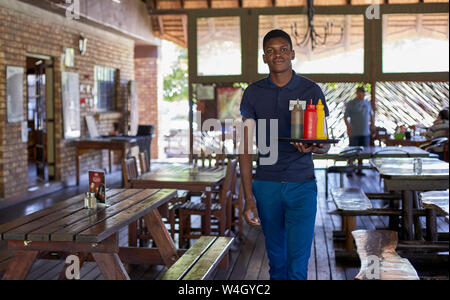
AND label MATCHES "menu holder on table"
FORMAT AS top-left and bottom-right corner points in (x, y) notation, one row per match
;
(89, 170), (107, 206)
